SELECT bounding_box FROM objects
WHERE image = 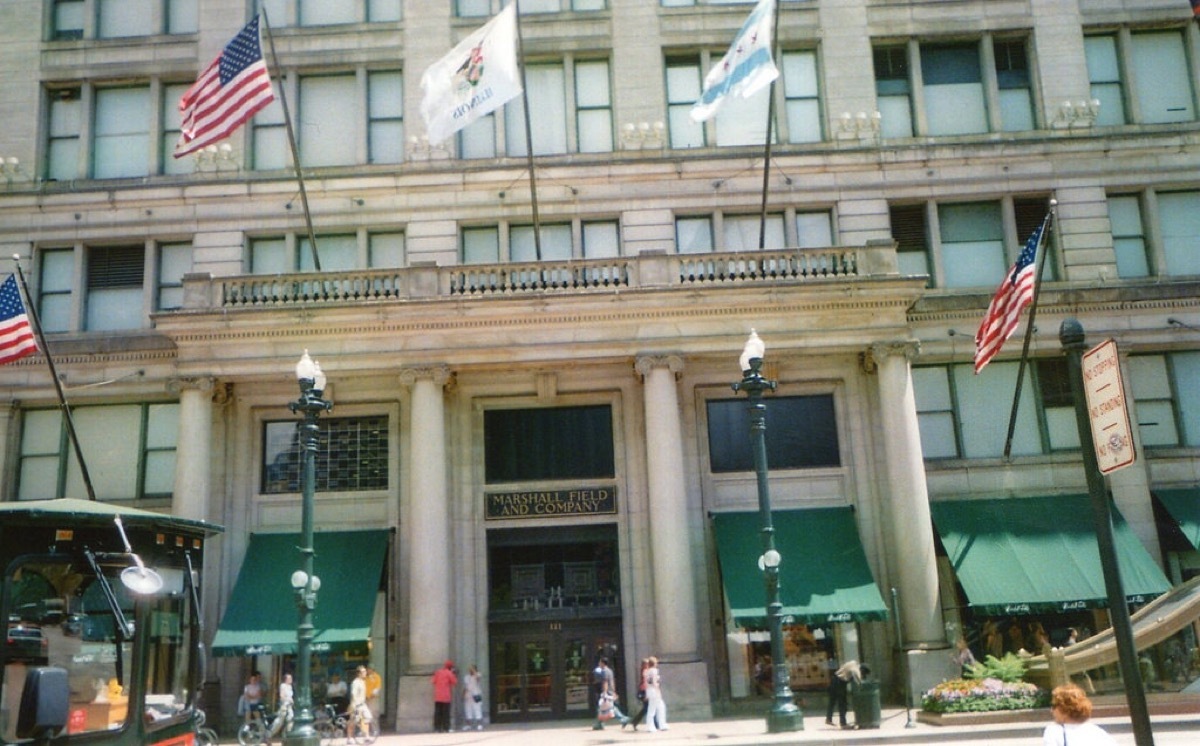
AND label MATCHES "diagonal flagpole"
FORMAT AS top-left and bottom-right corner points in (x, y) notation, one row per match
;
(1002, 200), (1056, 460)
(259, 7), (322, 272)
(511, 0), (543, 260)
(757, 0), (781, 249)
(11, 257), (98, 501)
